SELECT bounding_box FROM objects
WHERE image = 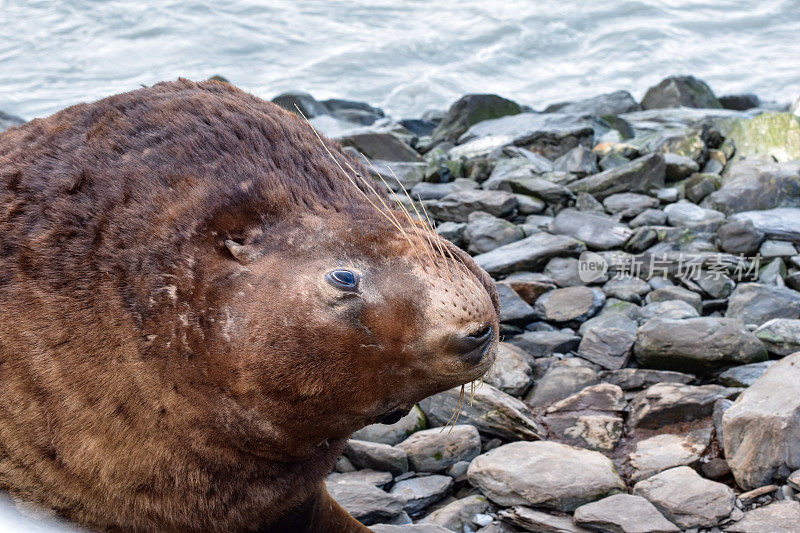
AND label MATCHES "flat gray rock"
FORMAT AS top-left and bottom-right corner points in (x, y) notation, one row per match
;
(345, 439), (409, 475)
(632, 467), (734, 529)
(663, 200), (725, 230)
(395, 425), (481, 473)
(482, 342), (534, 396)
(754, 318), (800, 355)
(534, 286), (606, 322)
(389, 475), (453, 515)
(578, 326), (635, 370)
(468, 441), (625, 511)
(725, 283), (800, 325)
(569, 153), (665, 200)
(723, 352), (800, 490)
(464, 212), (524, 254)
(628, 383), (735, 429)
(550, 209), (633, 250)
(728, 206), (800, 241)
(498, 506), (592, 532)
(326, 480), (405, 525)
(546, 383), (626, 414)
(545, 413), (623, 452)
(726, 500), (800, 533)
(718, 360), (775, 387)
(573, 493), (679, 533)
(507, 329), (581, 358)
(425, 189), (517, 222)
(474, 232), (586, 276)
(603, 193), (659, 218)
(598, 368), (694, 390)
(628, 428), (712, 482)
(525, 359), (599, 407)
(497, 282), (537, 325)
(418, 494), (490, 531)
(351, 405), (427, 445)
